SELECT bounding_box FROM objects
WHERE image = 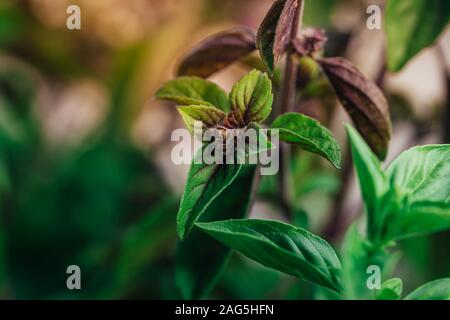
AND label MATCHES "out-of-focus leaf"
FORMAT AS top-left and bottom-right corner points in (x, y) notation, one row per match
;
(177, 105), (226, 134)
(386, 0), (450, 72)
(0, 5), (25, 48)
(102, 196), (179, 298)
(196, 219), (342, 292)
(155, 77), (229, 112)
(376, 278), (403, 300)
(341, 224), (391, 299)
(219, 255), (281, 300)
(346, 125), (388, 240)
(176, 165), (256, 299)
(303, 0), (337, 27)
(0, 224), (5, 295)
(320, 58), (391, 160)
(229, 69), (273, 124)
(256, 0), (300, 73)
(405, 278), (450, 300)
(271, 112), (341, 169)
(177, 28), (256, 78)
